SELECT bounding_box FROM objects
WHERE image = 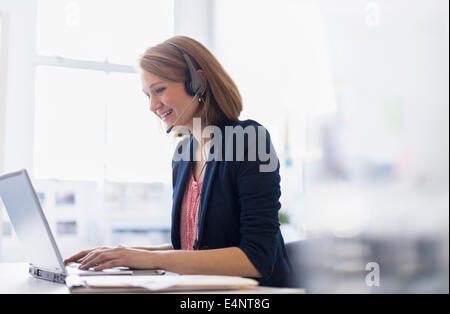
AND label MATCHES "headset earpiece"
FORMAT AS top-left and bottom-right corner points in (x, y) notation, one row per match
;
(167, 42), (205, 96)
